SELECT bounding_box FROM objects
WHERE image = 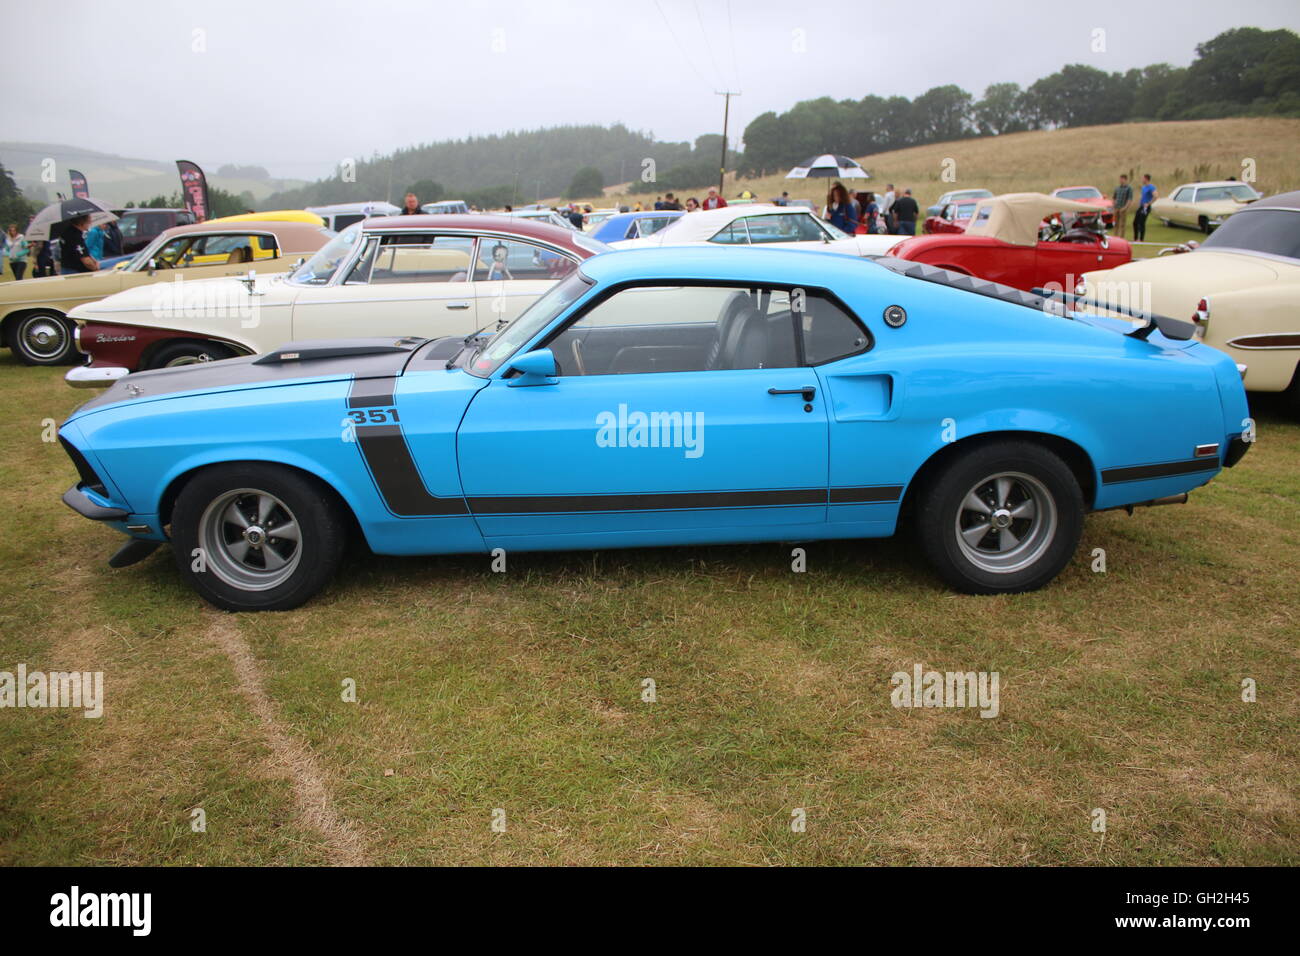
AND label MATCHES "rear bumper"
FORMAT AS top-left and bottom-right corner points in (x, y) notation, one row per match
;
(66, 364), (129, 388)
